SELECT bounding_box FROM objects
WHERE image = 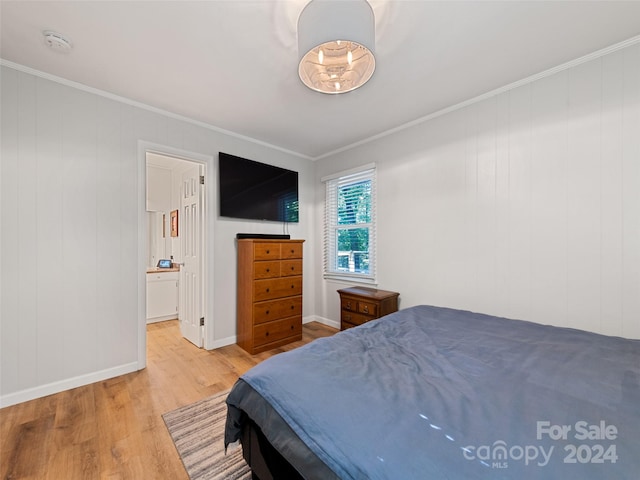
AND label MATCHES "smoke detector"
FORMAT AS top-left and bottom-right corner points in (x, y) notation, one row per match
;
(43, 31), (72, 52)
